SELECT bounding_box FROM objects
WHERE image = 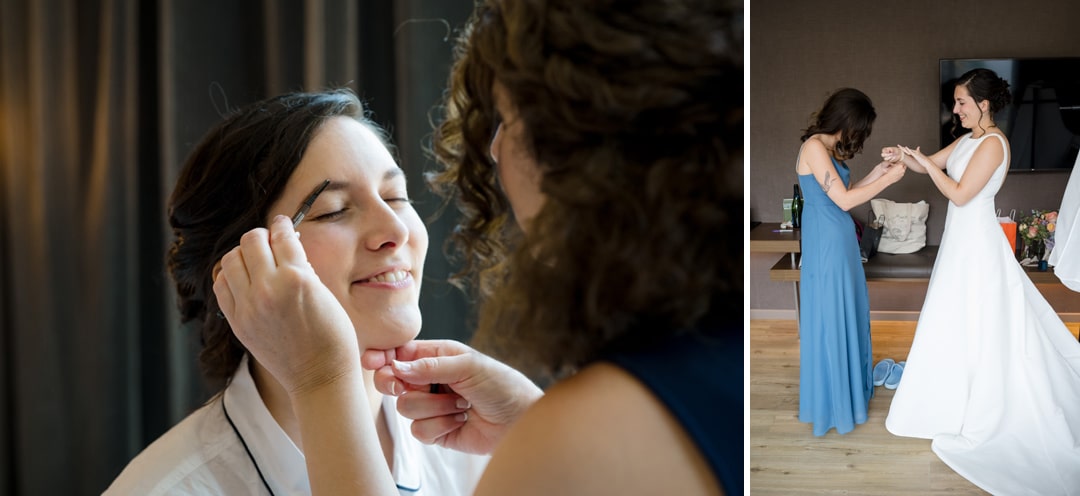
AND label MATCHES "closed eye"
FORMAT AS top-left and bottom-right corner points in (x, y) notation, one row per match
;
(313, 209), (347, 221)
